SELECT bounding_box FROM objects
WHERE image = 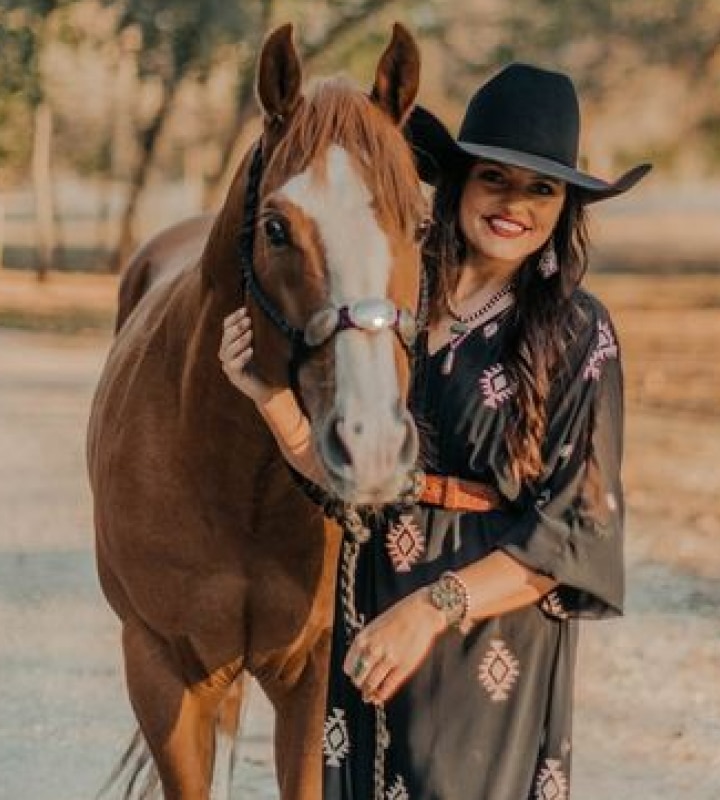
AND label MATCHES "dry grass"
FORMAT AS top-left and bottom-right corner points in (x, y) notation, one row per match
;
(0, 269), (117, 334)
(588, 274), (720, 417)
